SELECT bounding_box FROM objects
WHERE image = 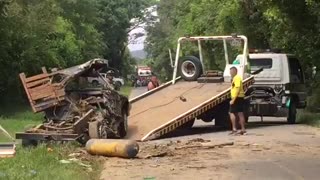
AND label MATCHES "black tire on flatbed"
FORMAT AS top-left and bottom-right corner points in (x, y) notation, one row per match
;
(178, 56), (202, 81)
